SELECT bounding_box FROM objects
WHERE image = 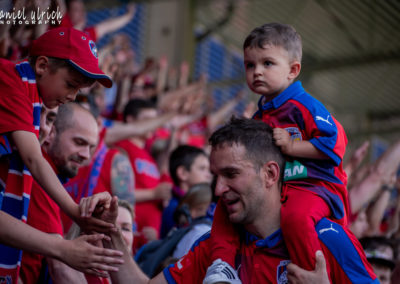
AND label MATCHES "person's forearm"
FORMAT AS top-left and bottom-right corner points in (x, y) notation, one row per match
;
(134, 189), (156, 202)
(349, 171), (382, 214)
(26, 156), (79, 219)
(47, 256), (88, 283)
(11, 131), (79, 219)
(95, 12), (134, 39)
(366, 189), (391, 235)
(104, 113), (175, 146)
(0, 211), (64, 258)
(285, 140), (329, 160)
(106, 229), (150, 284)
(208, 98), (240, 133)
